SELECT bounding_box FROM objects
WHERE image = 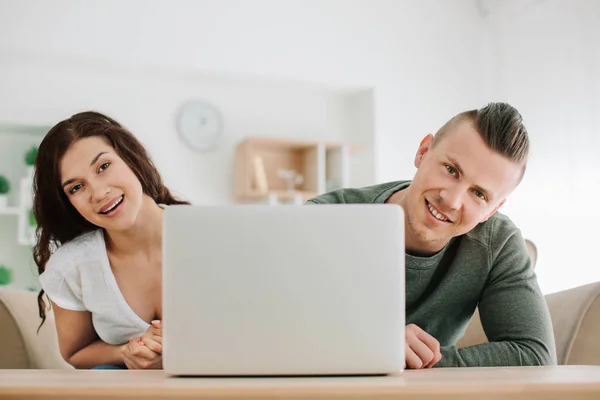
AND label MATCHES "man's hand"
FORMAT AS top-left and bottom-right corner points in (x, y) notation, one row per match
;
(120, 321), (163, 369)
(405, 324), (442, 369)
